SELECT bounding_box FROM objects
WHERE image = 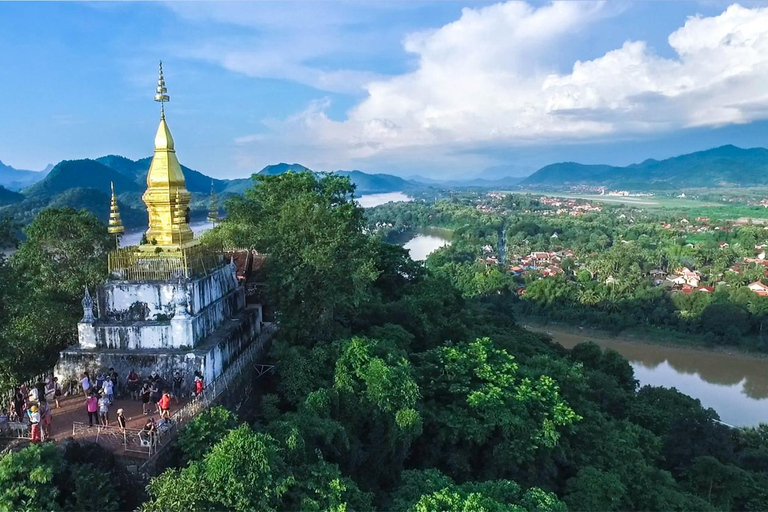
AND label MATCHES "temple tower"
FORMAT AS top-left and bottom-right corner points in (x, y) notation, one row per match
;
(142, 62), (194, 247)
(57, 62), (262, 389)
